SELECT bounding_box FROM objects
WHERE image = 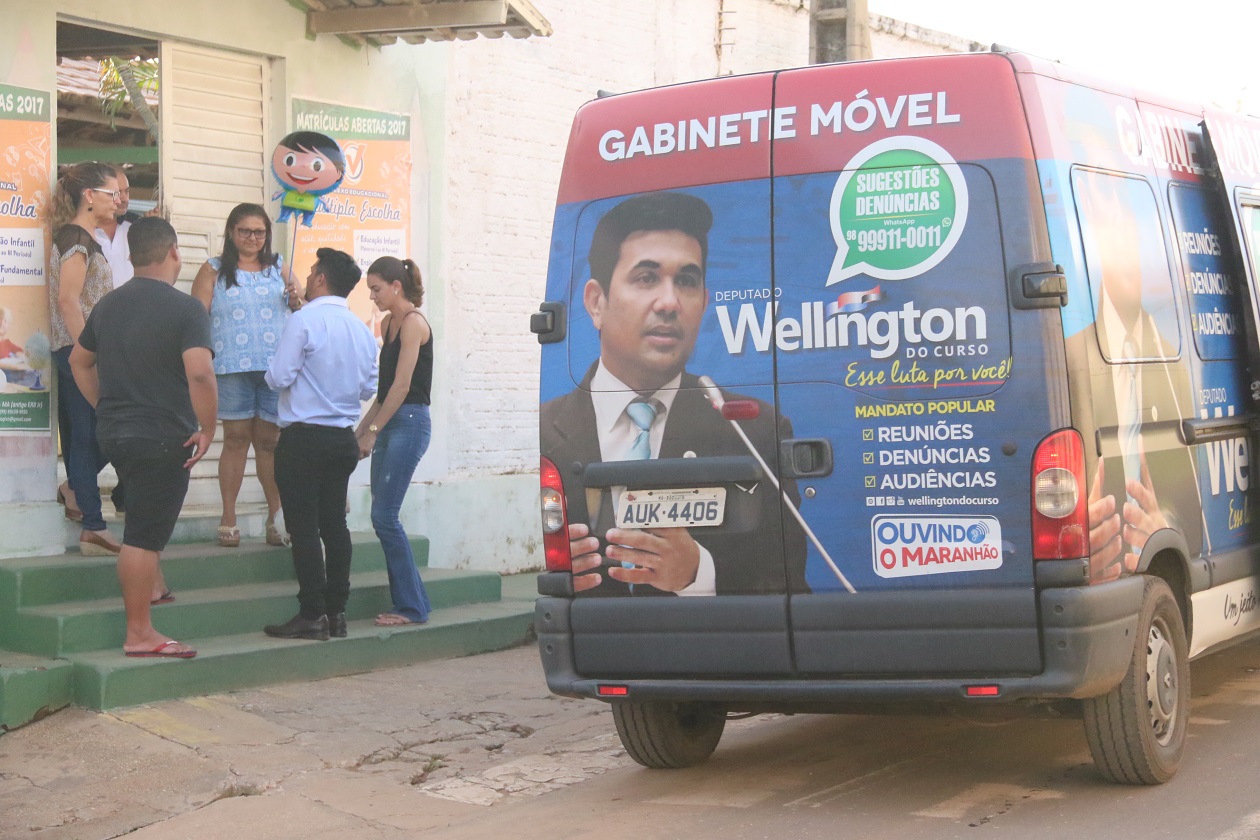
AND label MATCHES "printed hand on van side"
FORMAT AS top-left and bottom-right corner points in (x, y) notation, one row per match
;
(604, 527), (701, 593)
(1087, 459), (1124, 581)
(567, 523), (604, 592)
(1121, 449), (1167, 574)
